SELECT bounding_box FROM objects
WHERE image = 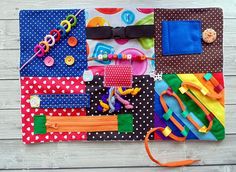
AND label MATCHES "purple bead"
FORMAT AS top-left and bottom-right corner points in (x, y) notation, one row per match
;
(97, 105), (103, 112)
(114, 102), (122, 111)
(108, 54), (113, 60)
(101, 95), (109, 103)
